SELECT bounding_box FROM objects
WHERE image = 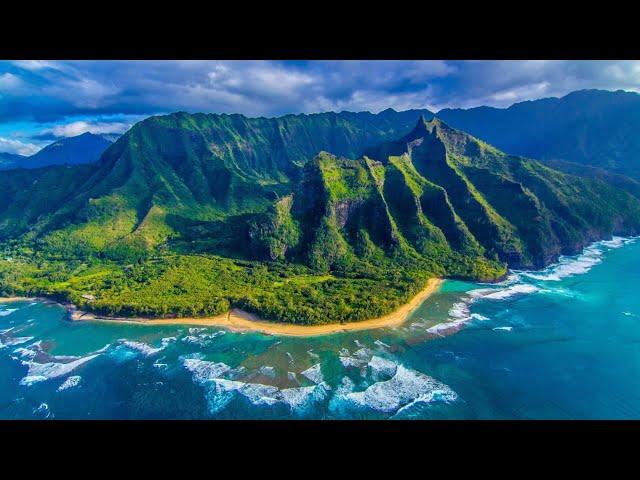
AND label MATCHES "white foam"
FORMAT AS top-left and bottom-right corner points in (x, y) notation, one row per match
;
(280, 385), (327, 411)
(339, 347), (370, 369)
(340, 365), (457, 414)
(33, 402), (53, 418)
(12, 340), (42, 360)
(285, 352), (295, 365)
(426, 319), (468, 336)
(57, 375), (81, 391)
(1, 336), (33, 347)
(493, 326), (513, 332)
(118, 339), (163, 357)
(301, 363), (324, 384)
(368, 356), (398, 380)
(259, 365), (276, 378)
(181, 331), (224, 346)
(468, 284), (538, 300)
(426, 280), (537, 336)
(519, 236), (635, 282)
(0, 308), (18, 317)
(183, 358), (328, 415)
(200, 377), (328, 415)
(20, 354), (99, 386)
(182, 358), (233, 382)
